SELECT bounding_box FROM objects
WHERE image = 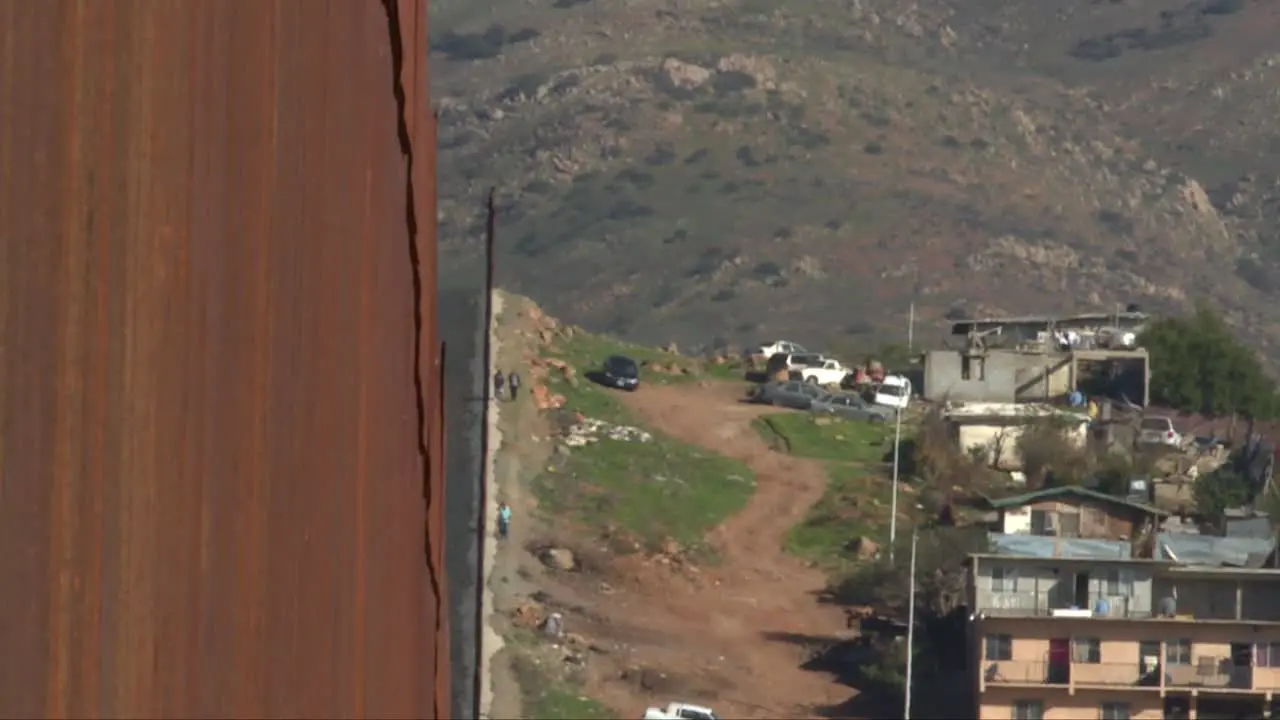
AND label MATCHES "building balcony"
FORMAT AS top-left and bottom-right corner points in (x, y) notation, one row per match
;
(977, 592), (1153, 620)
(1071, 662), (1163, 688)
(982, 658), (1270, 693)
(1165, 660), (1252, 691)
(983, 660), (1068, 686)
